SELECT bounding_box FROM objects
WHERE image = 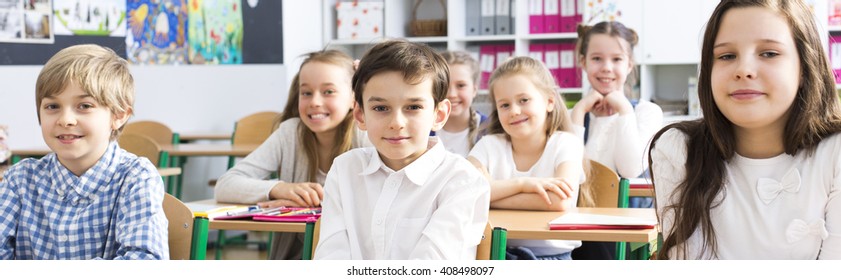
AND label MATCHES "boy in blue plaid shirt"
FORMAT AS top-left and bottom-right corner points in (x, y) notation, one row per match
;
(0, 45), (169, 259)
